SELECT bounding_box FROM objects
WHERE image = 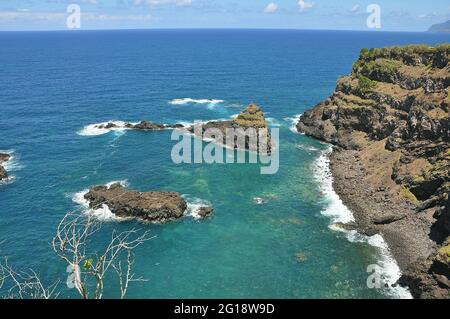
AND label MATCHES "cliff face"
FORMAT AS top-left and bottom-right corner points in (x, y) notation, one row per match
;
(297, 44), (450, 298)
(428, 20), (450, 34)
